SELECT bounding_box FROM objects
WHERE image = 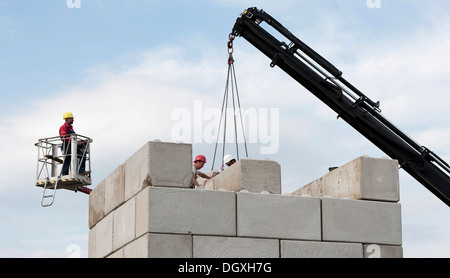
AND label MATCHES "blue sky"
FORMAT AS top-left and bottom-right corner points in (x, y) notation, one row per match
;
(0, 0), (449, 257)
